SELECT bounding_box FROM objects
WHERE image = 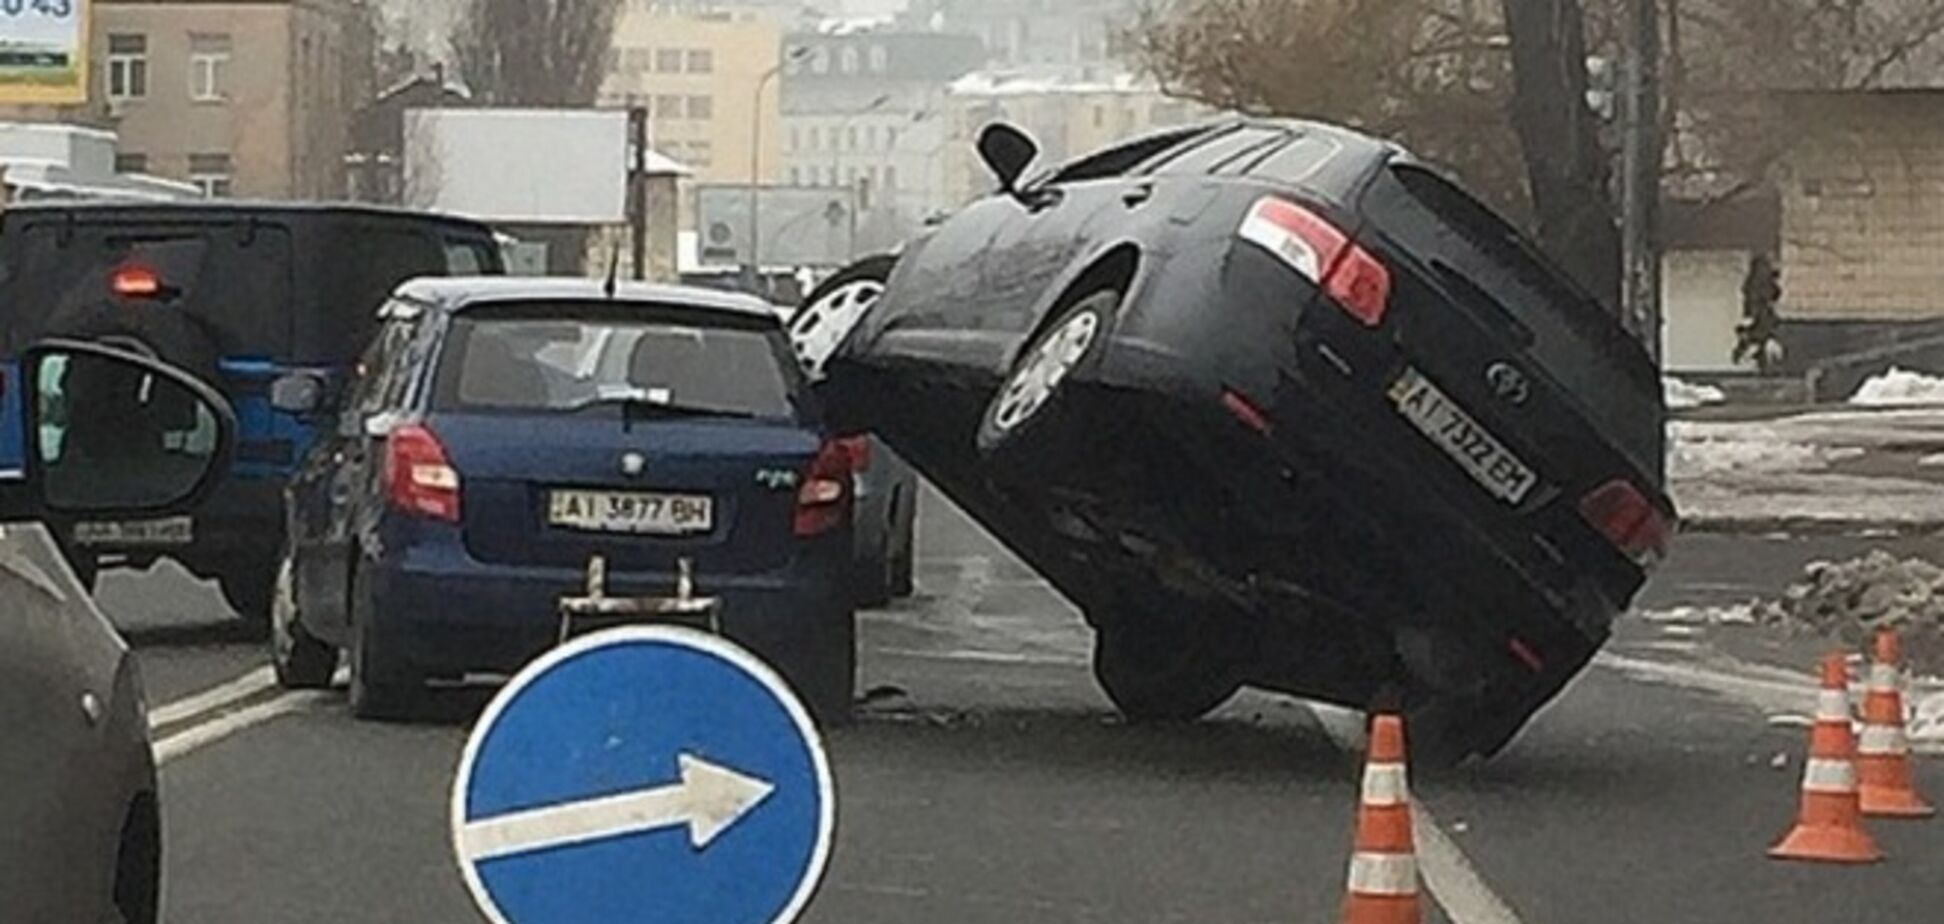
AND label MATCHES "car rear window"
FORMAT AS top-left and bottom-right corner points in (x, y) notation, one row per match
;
(1362, 163), (1665, 474)
(0, 222), (294, 356)
(434, 307), (800, 420)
